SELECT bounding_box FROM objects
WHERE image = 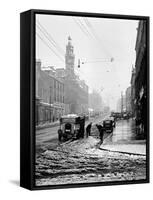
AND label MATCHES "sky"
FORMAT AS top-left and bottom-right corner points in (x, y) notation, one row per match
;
(36, 14), (139, 110)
